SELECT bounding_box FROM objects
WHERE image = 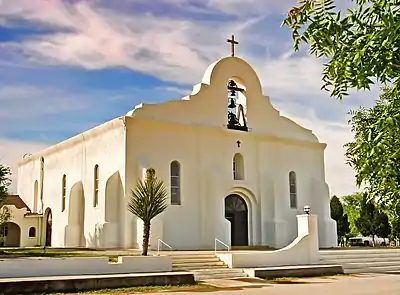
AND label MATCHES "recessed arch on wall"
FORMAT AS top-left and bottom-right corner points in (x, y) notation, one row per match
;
(3, 222), (21, 247)
(105, 172), (122, 223)
(102, 171), (123, 248)
(65, 181), (85, 247)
